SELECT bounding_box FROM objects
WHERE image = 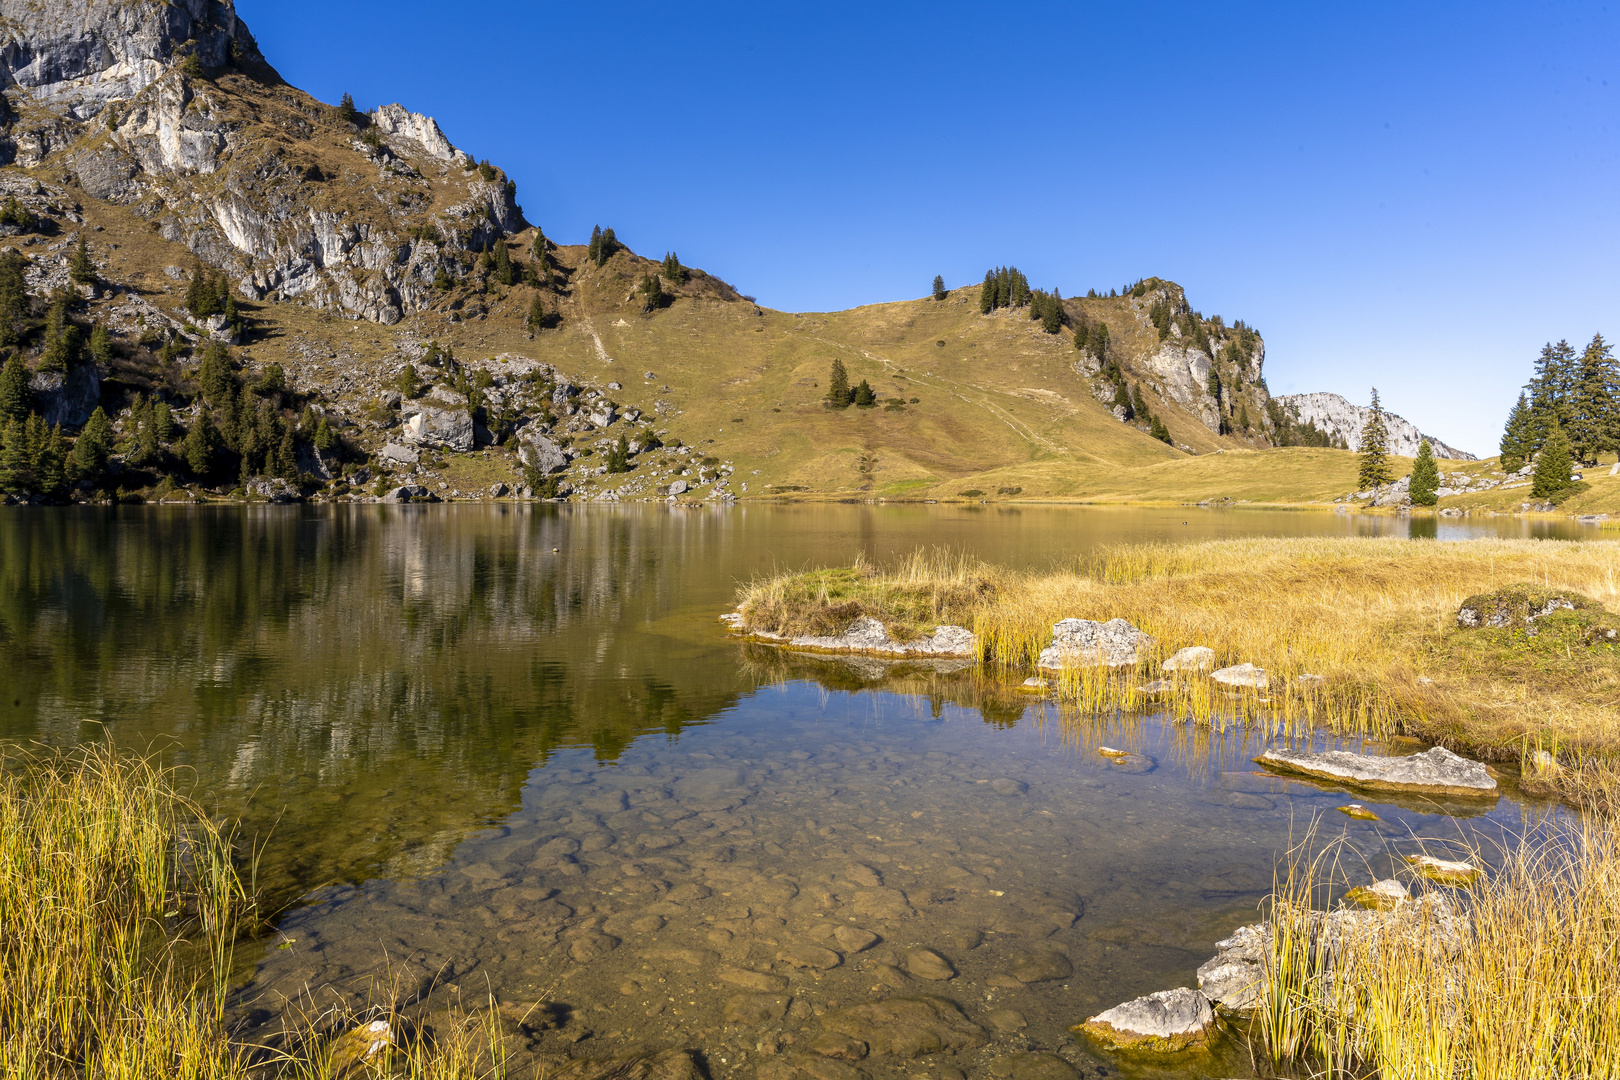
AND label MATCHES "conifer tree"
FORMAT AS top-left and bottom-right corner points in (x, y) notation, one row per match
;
(1238, 402), (1251, 431)
(1527, 339), (1578, 442)
(532, 228), (548, 260)
(1092, 322), (1109, 363)
(825, 358), (851, 409)
(931, 275), (947, 301)
(1409, 440), (1439, 506)
(588, 225), (603, 267)
(198, 343), (233, 405)
(276, 424), (296, 479)
(314, 416), (335, 455)
(1499, 391), (1533, 471)
(852, 380), (876, 407)
(154, 401), (174, 443)
(607, 433), (631, 474)
(36, 423), (64, 495)
(0, 417), (24, 490)
(979, 271), (995, 314)
(597, 228), (618, 267)
(0, 353), (27, 421)
(0, 248), (27, 346)
(1533, 422), (1575, 501)
(68, 235), (95, 285)
(68, 405), (111, 485)
(1567, 333), (1618, 465)
(184, 411), (213, 476)
(1357, 388), (1392, 488)
(1149, 416), (1172, 444)
(1130, 384), (1149, 422)
(337, 92), (358, 125)
(89, 323), (112, 366)
(492, 240), (515, 286)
